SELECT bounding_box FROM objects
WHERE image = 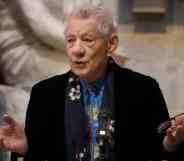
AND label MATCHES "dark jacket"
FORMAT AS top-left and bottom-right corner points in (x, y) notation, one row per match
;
(23, 61), (175, 161)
